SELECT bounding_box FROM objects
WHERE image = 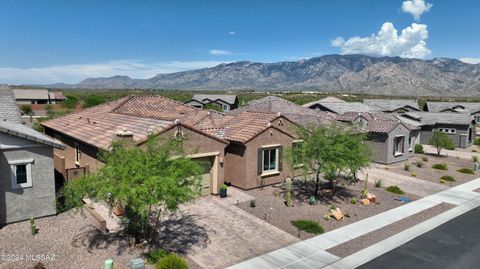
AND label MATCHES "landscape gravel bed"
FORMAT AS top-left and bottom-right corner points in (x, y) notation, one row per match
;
(326, 202), (454, 258)
(0, 211), (201, 269)
(237, 181), (419, 240)
(387, 154), (479, 186)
